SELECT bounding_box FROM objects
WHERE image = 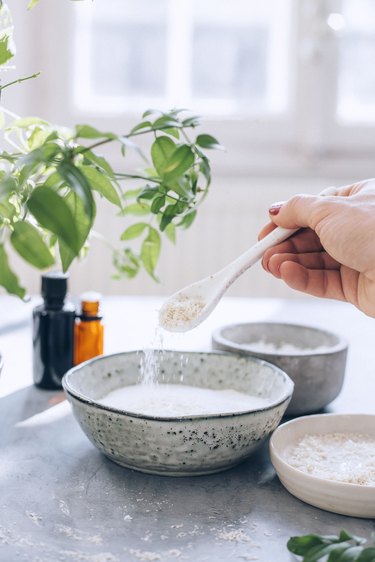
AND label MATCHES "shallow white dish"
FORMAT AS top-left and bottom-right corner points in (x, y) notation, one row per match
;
(269, 414), (375, 518)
